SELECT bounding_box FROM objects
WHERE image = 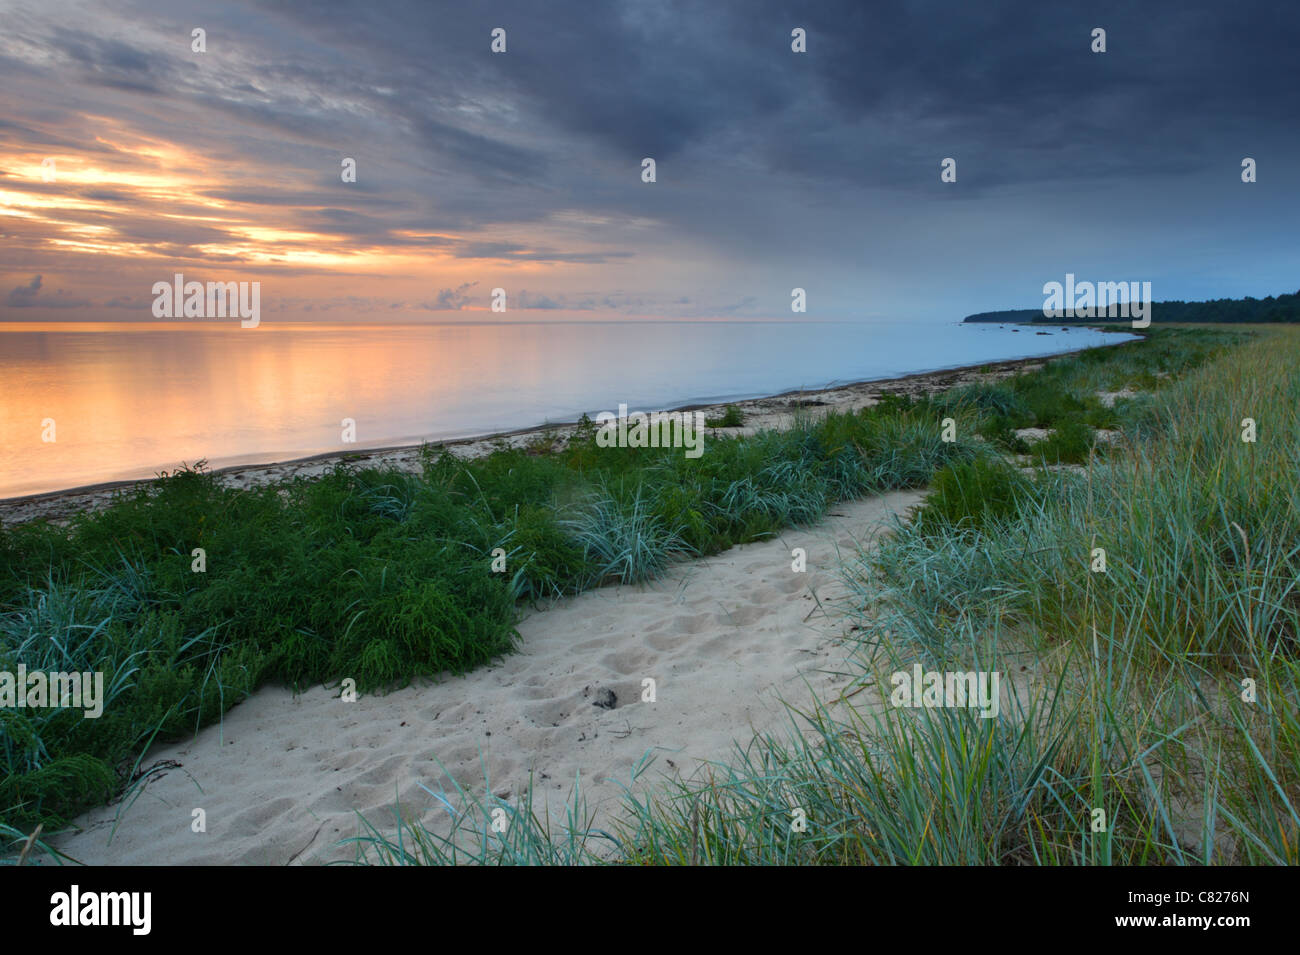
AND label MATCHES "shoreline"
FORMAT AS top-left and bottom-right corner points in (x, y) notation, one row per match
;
(0, 339), (1129, 527)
